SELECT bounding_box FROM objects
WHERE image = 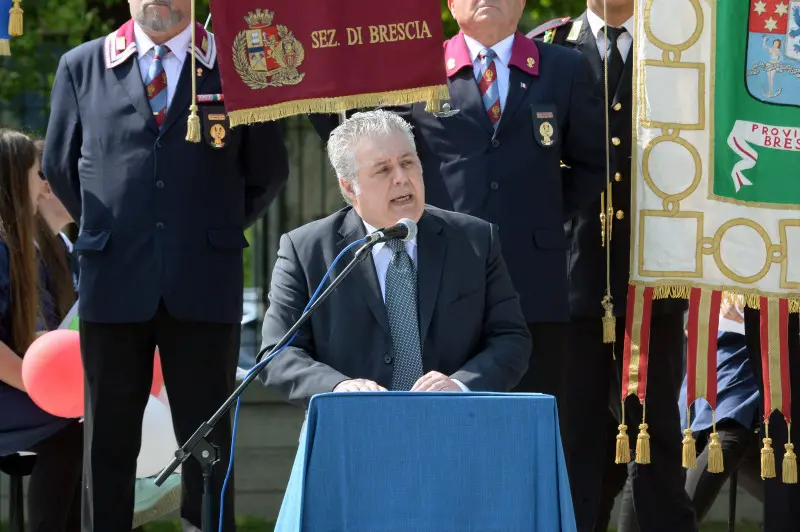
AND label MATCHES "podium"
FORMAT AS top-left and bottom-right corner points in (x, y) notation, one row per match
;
(274, 392), (576, 532)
